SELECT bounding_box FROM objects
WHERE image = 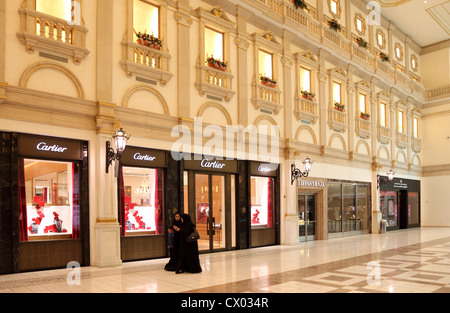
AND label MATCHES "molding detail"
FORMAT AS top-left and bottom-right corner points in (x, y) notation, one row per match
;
(19, 61), (85, 98)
